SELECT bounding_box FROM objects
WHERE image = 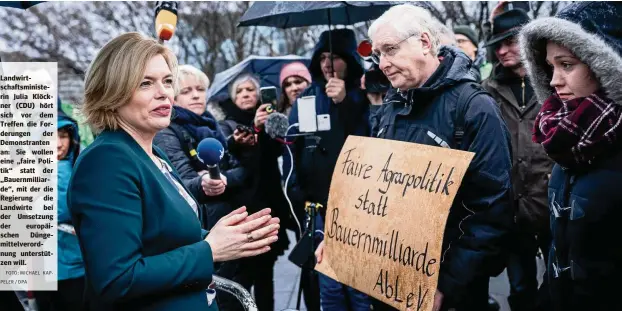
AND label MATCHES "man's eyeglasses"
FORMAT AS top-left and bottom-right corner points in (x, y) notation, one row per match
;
(370, 33), (417, 65)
